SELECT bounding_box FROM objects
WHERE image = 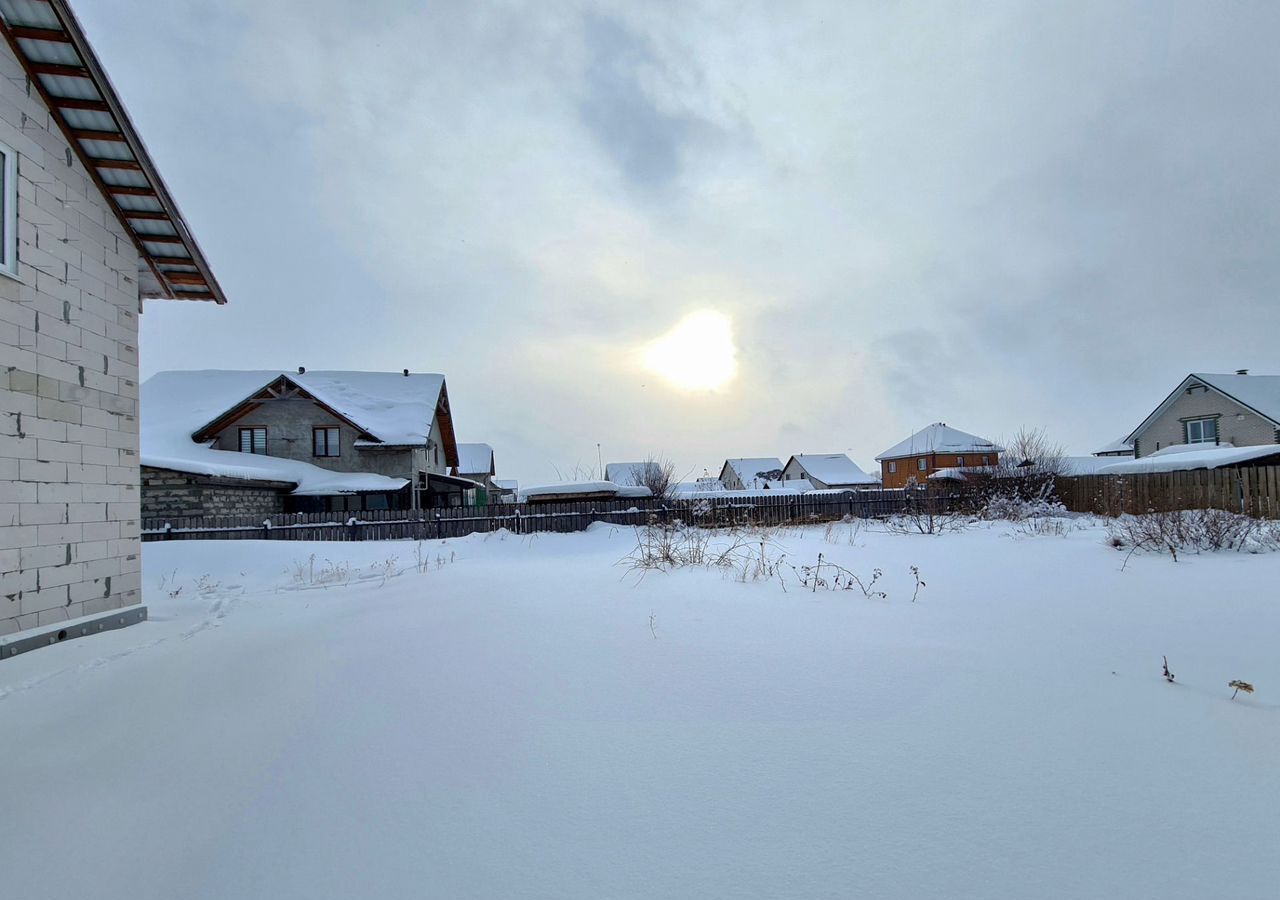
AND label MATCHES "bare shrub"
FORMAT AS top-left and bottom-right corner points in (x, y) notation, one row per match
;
(632, 457), (678, 502)
(789, 552), (885, 597)
(1106, 508), (1280, 560)
(886, 482), (968, 535)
